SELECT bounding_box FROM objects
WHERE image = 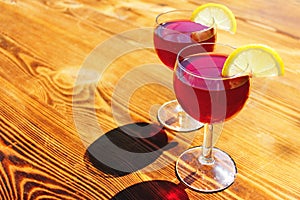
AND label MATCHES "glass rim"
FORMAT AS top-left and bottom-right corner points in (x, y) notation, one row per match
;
(176, 42), (249, 80)
(155, 10), (215, 32)
(155, 9), (193, 25)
